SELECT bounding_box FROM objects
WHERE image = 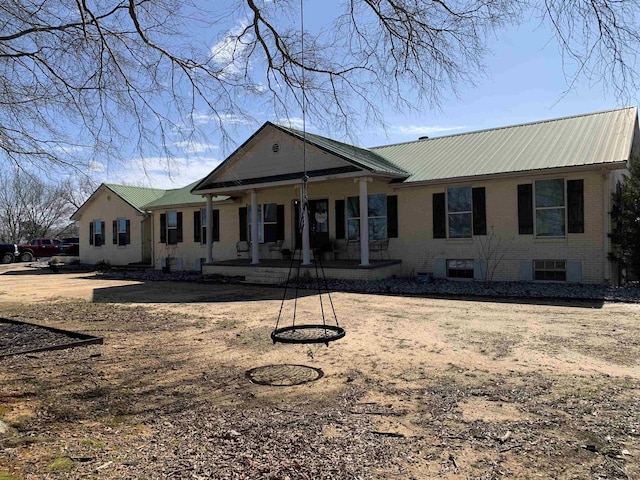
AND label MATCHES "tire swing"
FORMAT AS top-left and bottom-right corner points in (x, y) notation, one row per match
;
(271, 183), (345, 347)
(270, 0), (344, 347)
